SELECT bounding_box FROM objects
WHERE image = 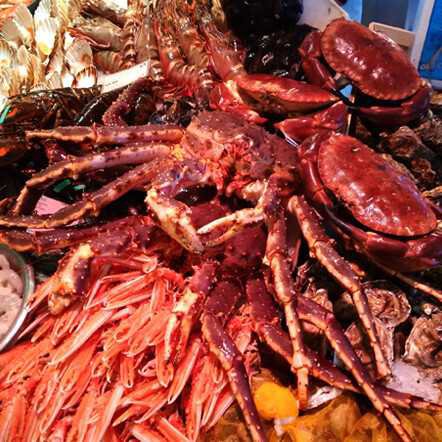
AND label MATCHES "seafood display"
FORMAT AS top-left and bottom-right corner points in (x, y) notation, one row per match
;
(0, 1), (441, 442)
